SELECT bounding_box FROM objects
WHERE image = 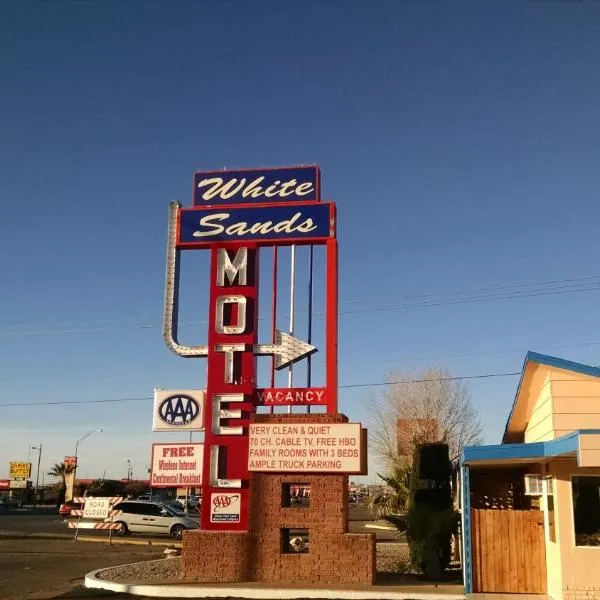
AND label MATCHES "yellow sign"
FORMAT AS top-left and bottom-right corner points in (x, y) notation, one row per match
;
(9, 462), (31, 479)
